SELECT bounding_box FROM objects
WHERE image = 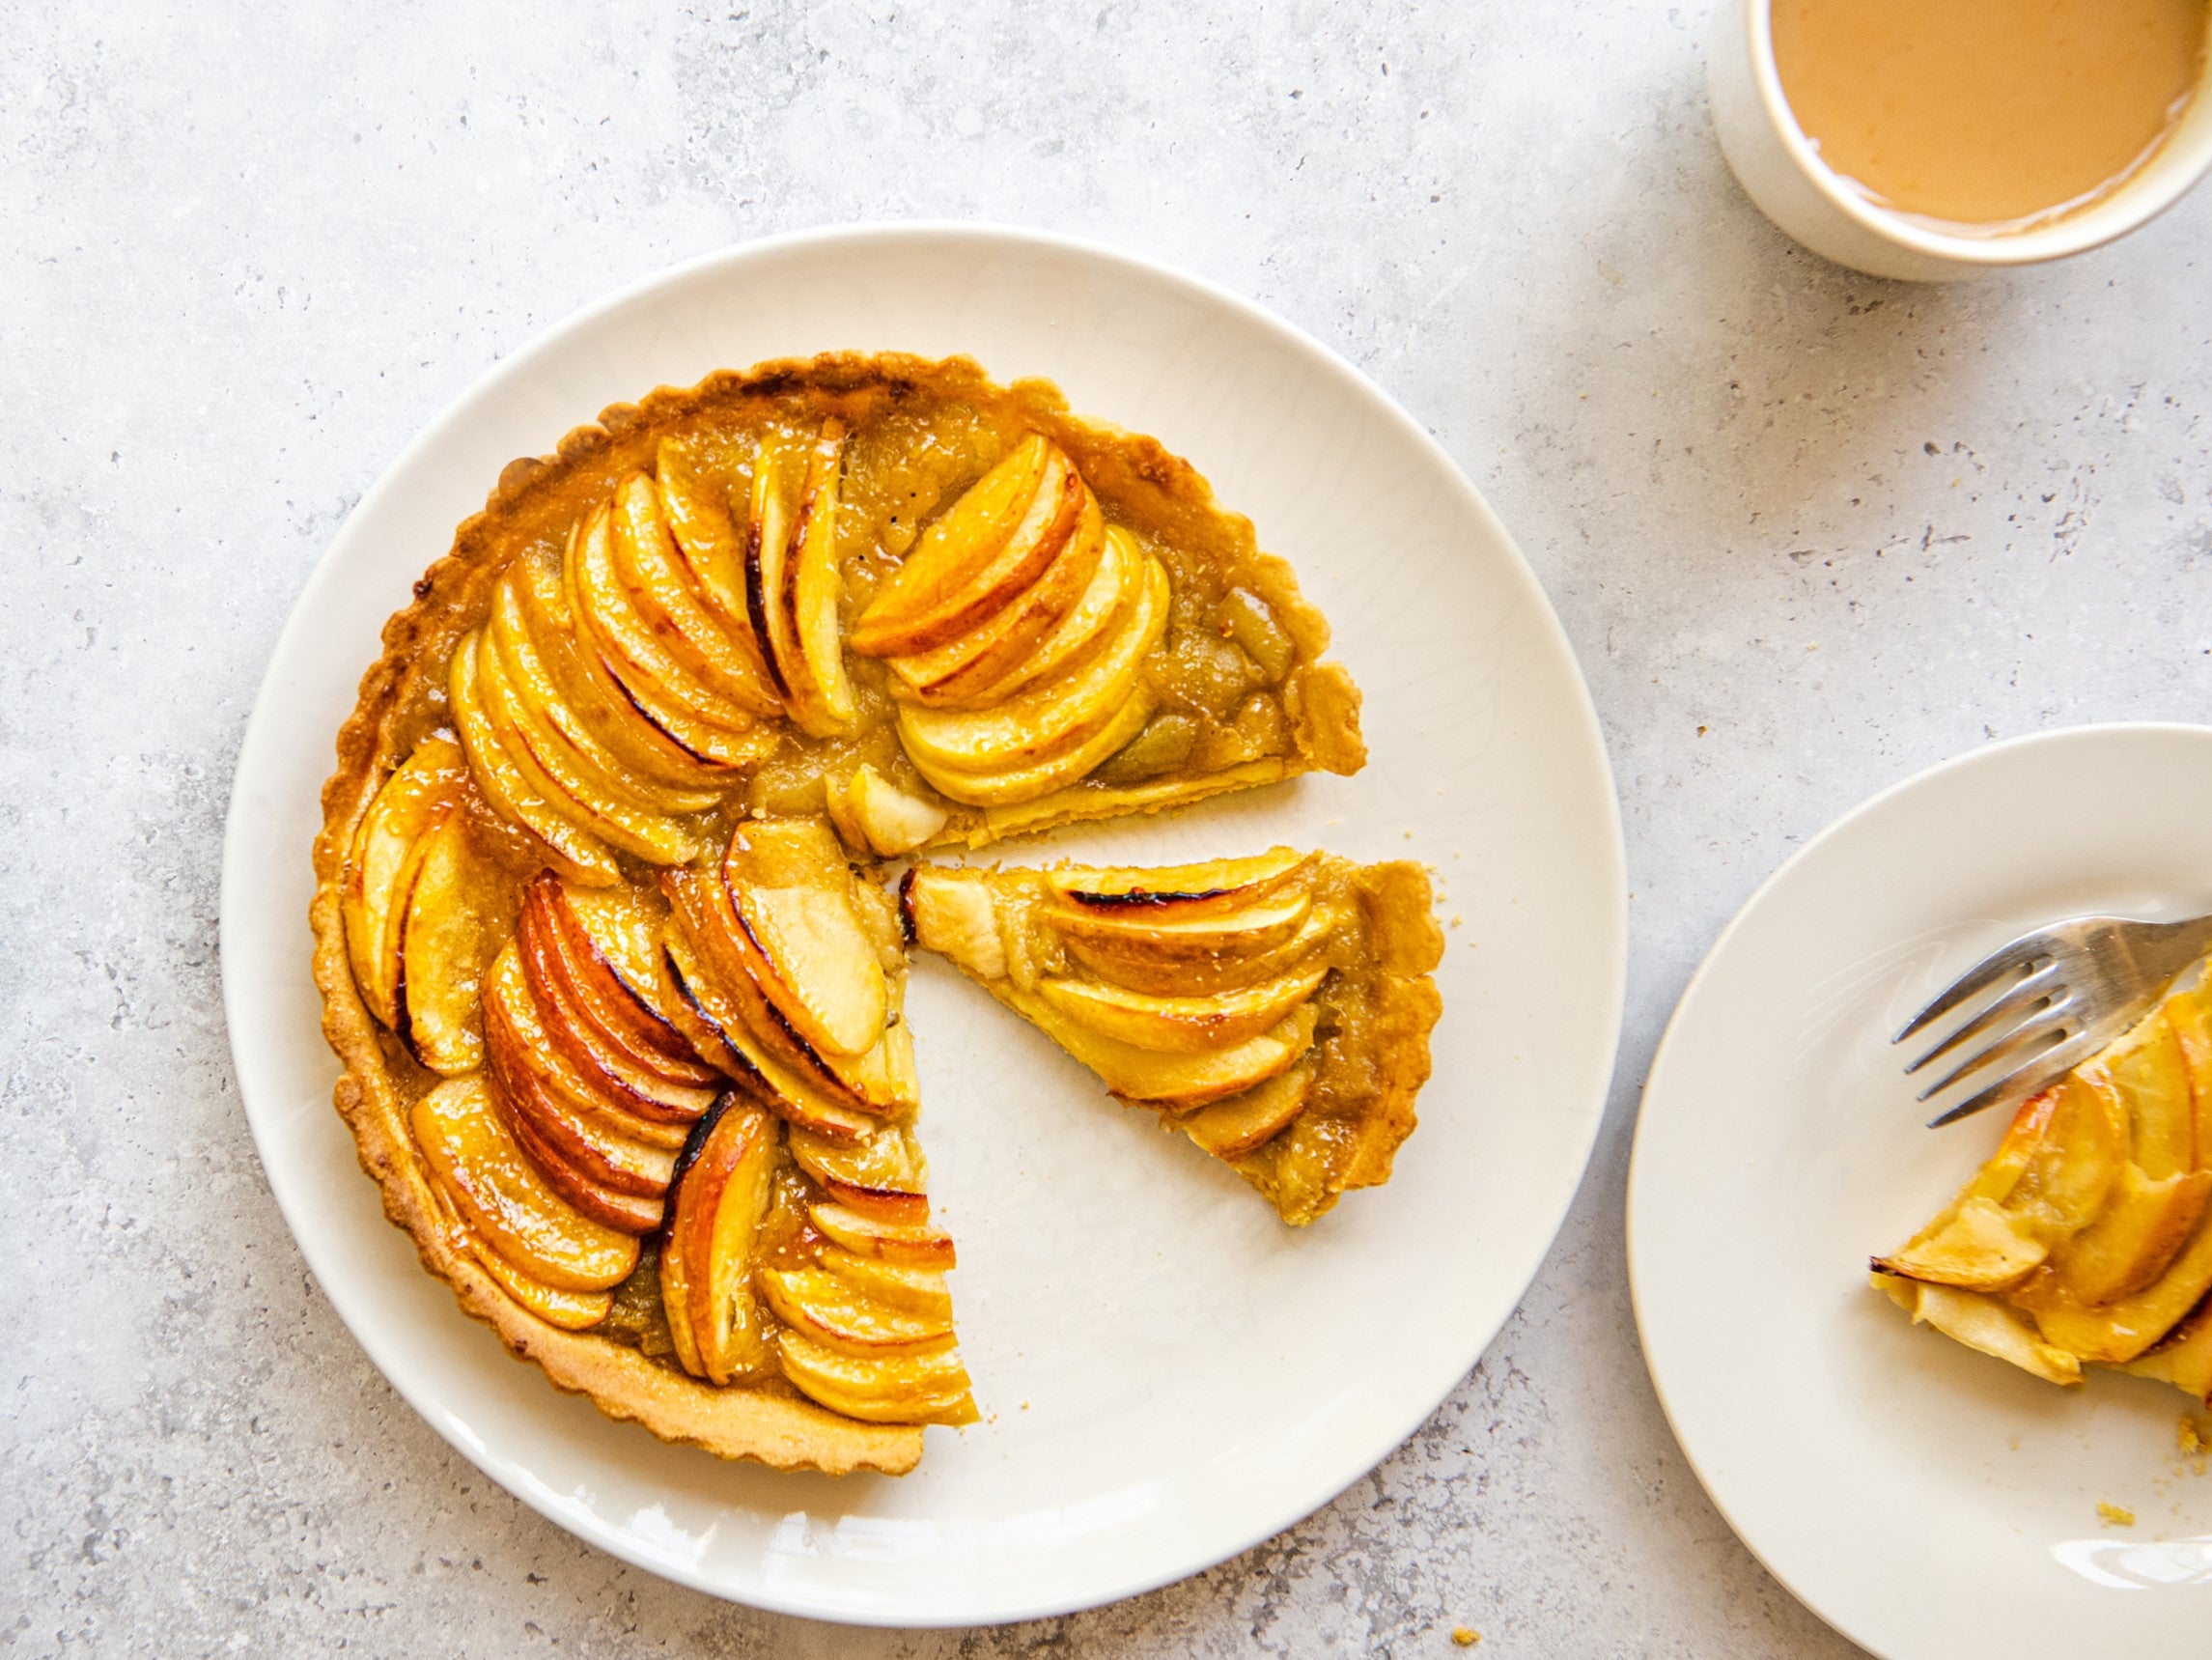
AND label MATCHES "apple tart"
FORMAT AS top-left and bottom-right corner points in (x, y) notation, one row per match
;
(901, 849), (1443, 1224)
(311, 352), (1386, 1474)
(1872, 985), (2212, 1401)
